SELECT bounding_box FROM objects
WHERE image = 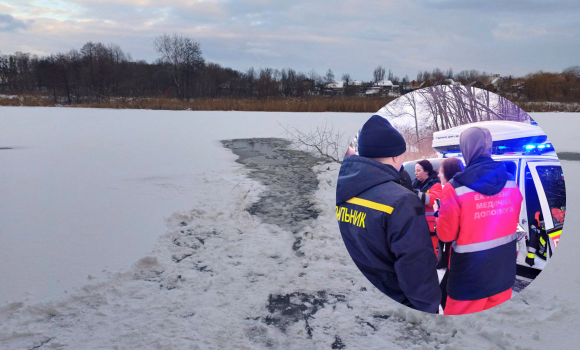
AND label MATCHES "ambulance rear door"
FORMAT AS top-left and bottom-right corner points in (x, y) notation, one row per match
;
(527, 161), (566, 257)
